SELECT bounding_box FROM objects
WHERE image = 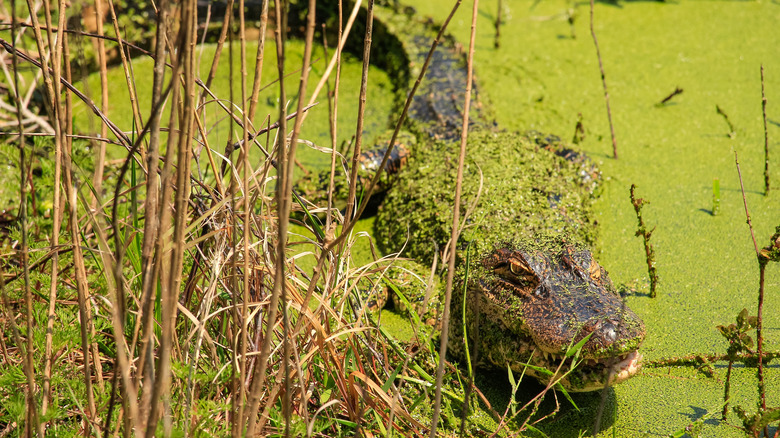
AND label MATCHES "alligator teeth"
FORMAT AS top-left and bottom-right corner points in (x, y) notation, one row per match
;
(608, 351), (643, 384)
